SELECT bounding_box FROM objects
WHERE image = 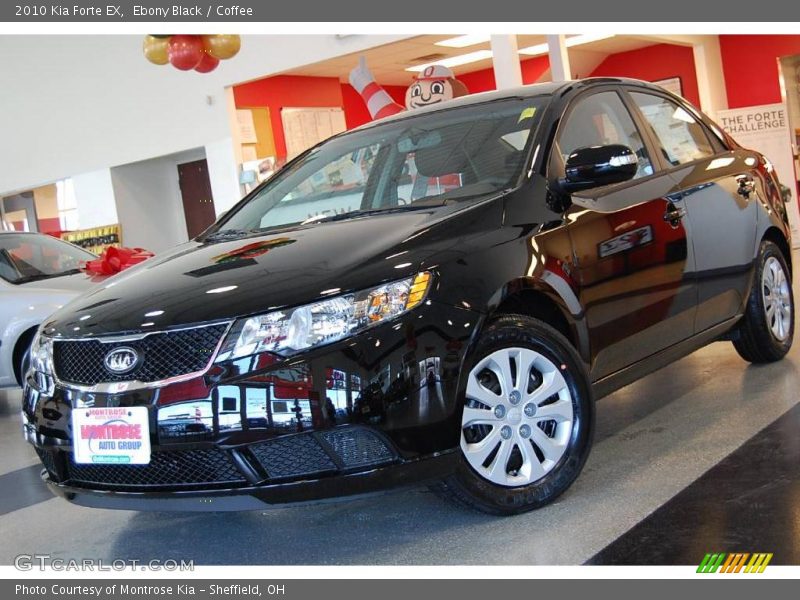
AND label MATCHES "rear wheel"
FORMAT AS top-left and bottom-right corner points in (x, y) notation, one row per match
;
(733, 240), (794, 363)
(432, 315), (593, 515)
